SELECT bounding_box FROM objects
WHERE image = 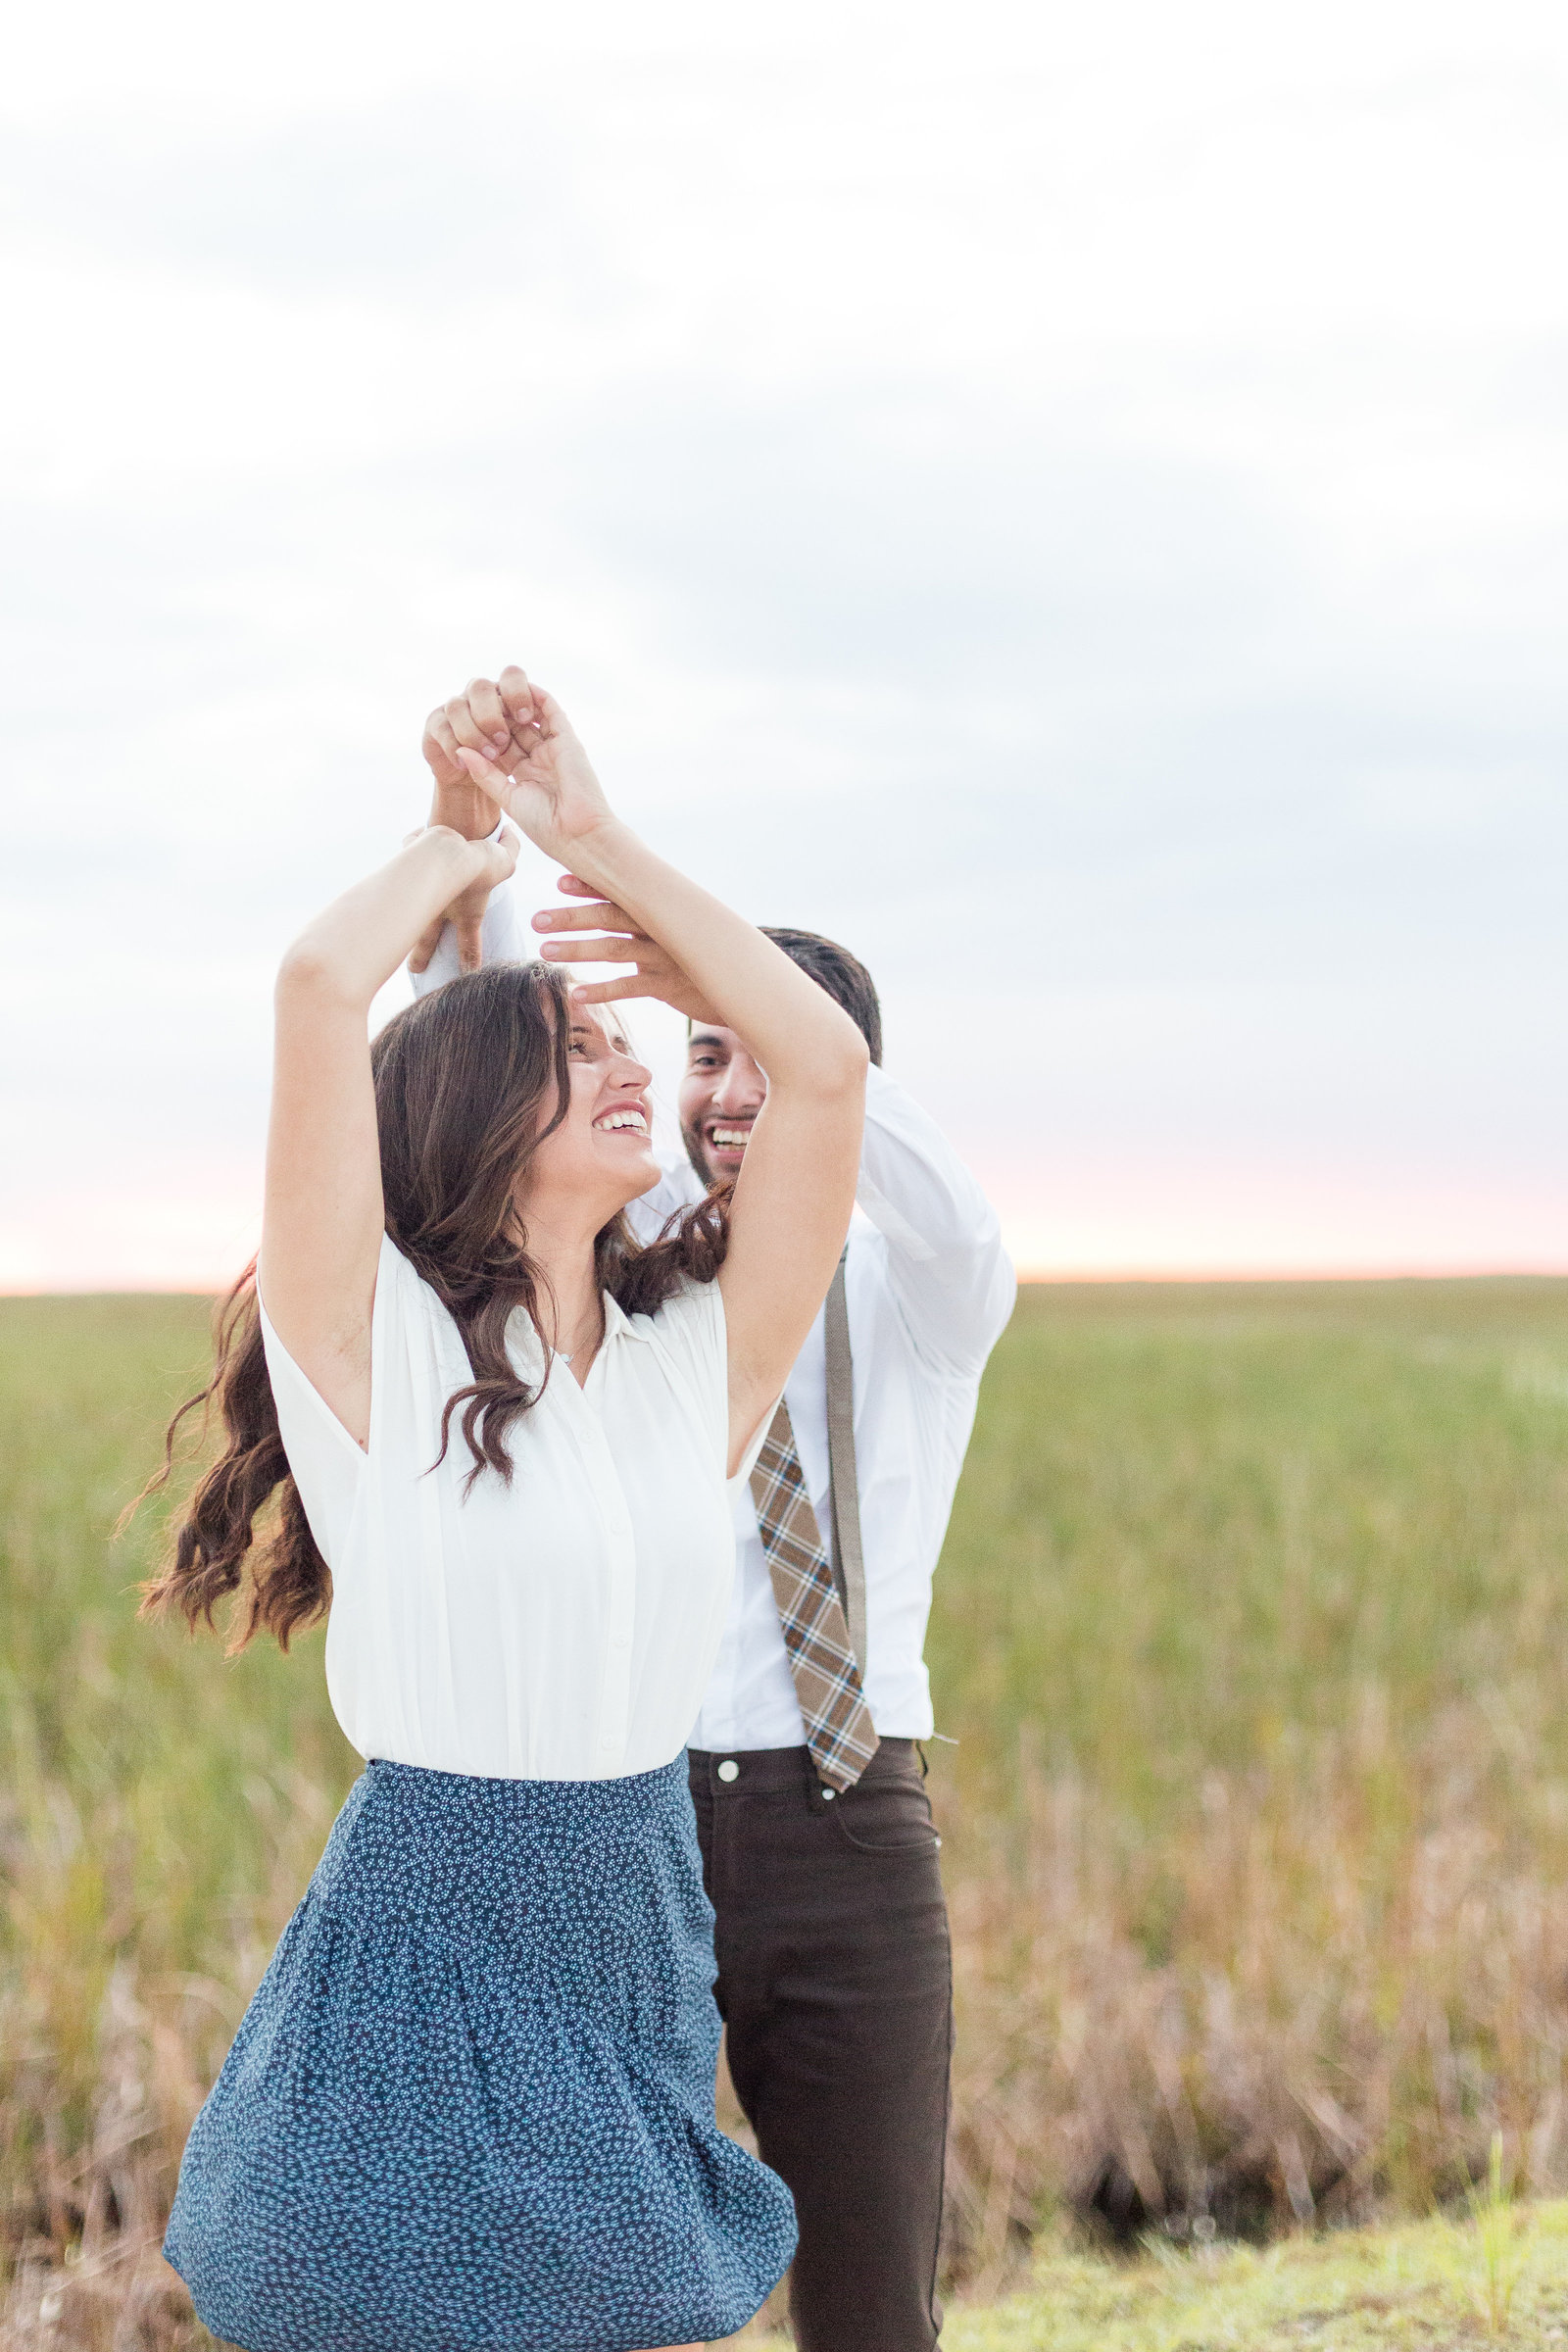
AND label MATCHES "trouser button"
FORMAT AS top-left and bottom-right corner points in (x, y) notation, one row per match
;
(716, 1759), (740, 1783)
